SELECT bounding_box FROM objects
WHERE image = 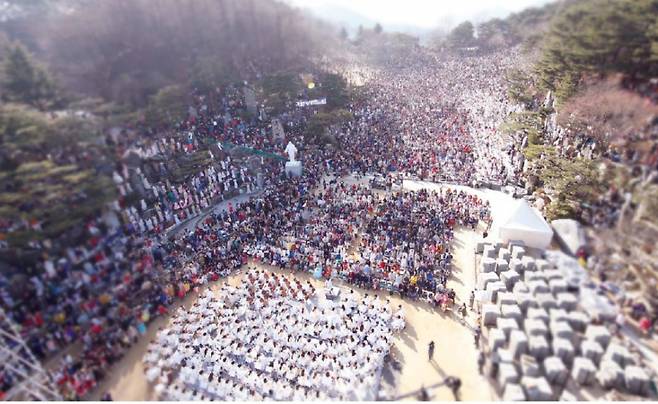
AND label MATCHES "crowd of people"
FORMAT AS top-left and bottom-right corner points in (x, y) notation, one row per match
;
(246, 182), (490, 306)
(112, 87), (264, 236)
(143, 268), (403, 401)
(326, 49), (523, 187)
(1, 47), (518, 399)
